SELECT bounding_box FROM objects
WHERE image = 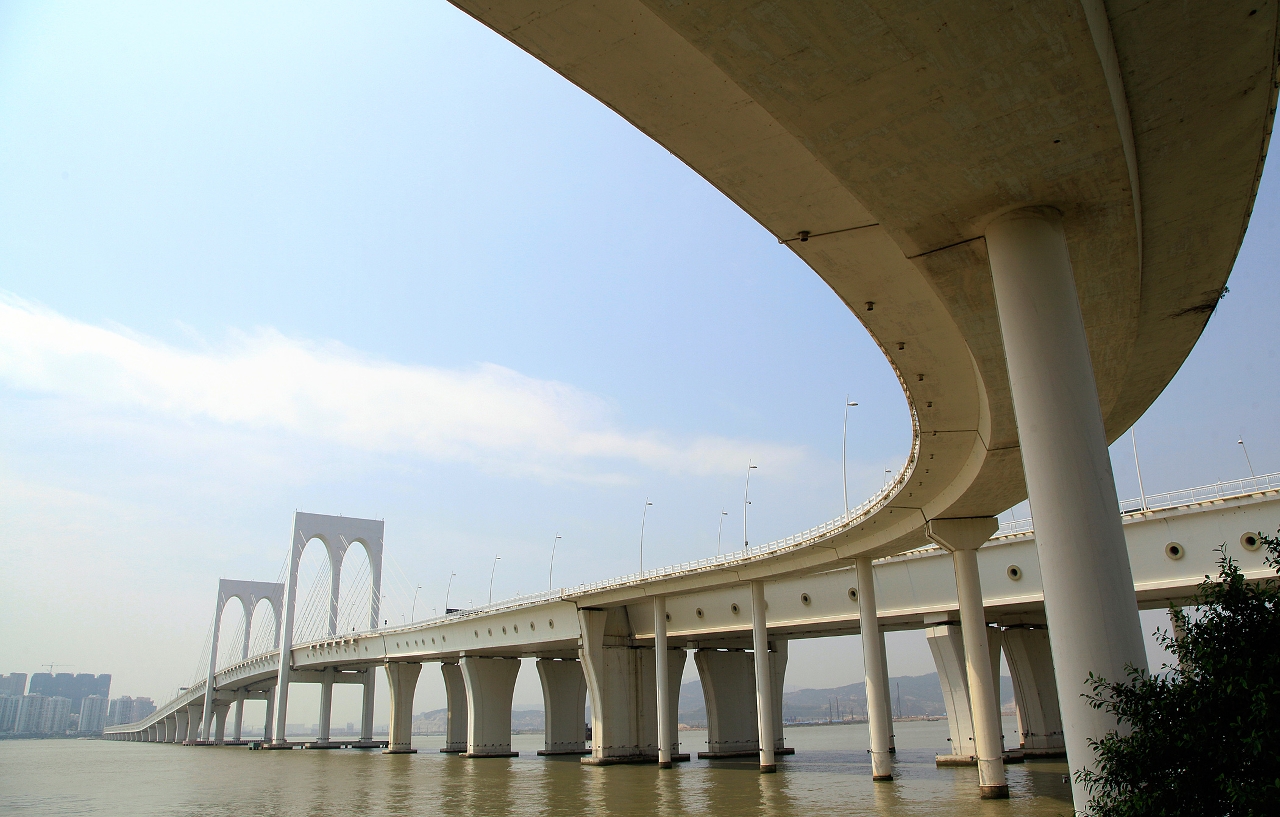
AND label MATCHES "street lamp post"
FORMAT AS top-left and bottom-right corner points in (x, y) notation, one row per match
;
(1239, 437), (1256, 478)
(843, 398), (858, 517)
(488, 556), (501, 605)
(444, 572), (456, 613)
(1131, 428), (1148, 511)
(744, 462), (757, 548)
(716, 509), (728, 556)
(640, 501), (653, 572)
(410, 584), (422, 621)
(548, 533), (562, 592)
